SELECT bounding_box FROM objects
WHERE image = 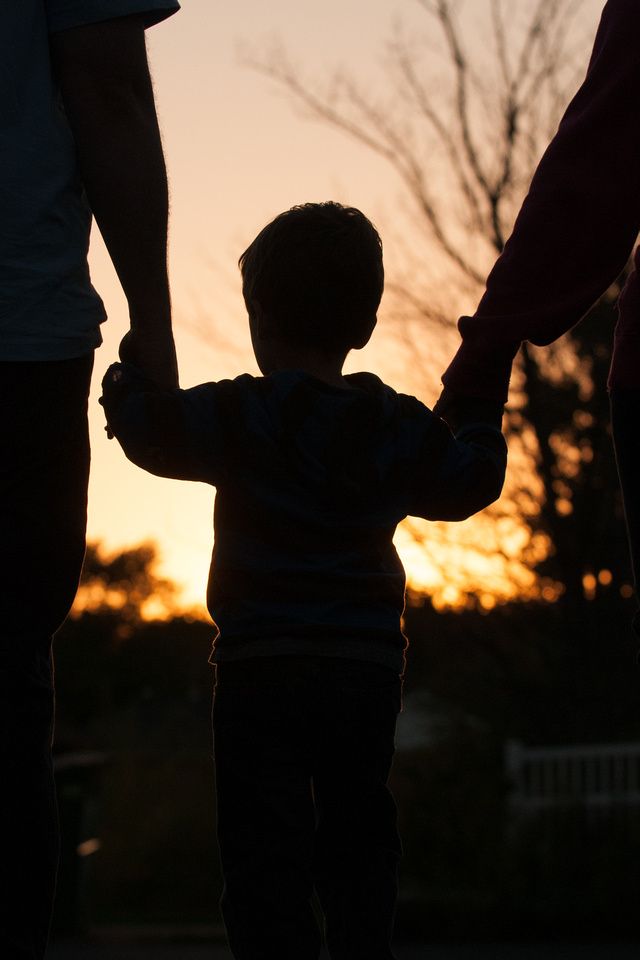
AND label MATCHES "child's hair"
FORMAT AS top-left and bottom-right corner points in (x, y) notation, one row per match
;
(239, 201), (384, 354)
